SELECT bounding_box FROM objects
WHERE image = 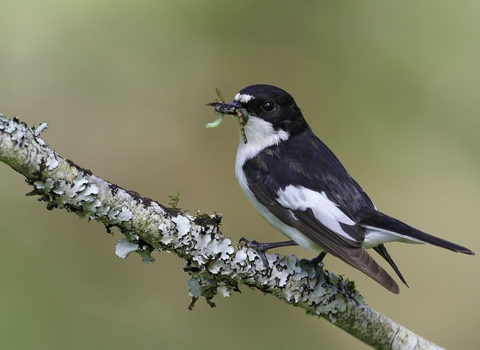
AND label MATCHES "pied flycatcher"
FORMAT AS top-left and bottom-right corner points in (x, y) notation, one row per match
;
(208, 84), (474, 293)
